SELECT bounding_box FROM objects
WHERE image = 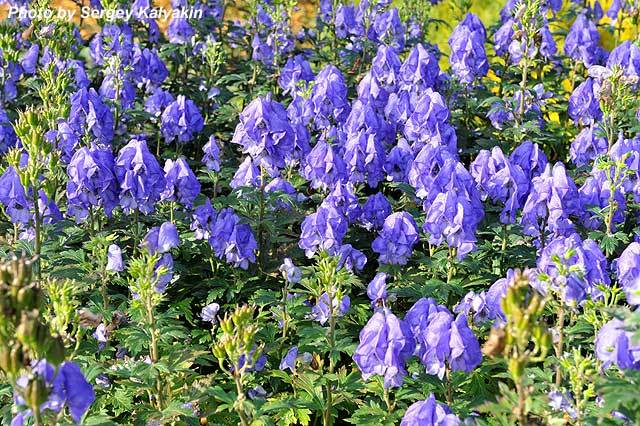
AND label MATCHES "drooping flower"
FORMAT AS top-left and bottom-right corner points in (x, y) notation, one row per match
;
(470, 146), (529, 224)
(367, 272), (387, 306)
(536, 233), (609, 307)
(0, 166), (31, 224)
(301, 139), (347, 190)
(299, 206), (348, 258)
(12, 360), (95, 425)
(360, 192), (392, 231)
(191, 198), (217, 241)
(595, 318), (640, 370)
(607, 41), (640, 77)
(142, 222), (180, 254)
(372, 212), (420, 265)
(336, 244), (367, 273)
(106, 244), (124, 272)
(224, 223), (258, 270)
(161, 95), (204, 144)
(310, 292), (350, 325)
(448, 13), (488, 84)
(231, 96), (295, 174)
(353, 307), (416, 389)
(568, 78), (603, 126)
(570, 126), (608, 167)
(510, 141), (549, 181)
(230, 157), (261, 189)
(279, 346), (298, 372)
(548, 391), (578, 420)
(279, 258), (301, 283)
(114, 138), (166, 215)
(66, 145), (119, 222)
(321, 182), (362, 224)
(304, 65), (351, 129)
(68, 87), (114, 144)
(400, 393), (461, 426)
(166, 17), (195, 44)
(399, 43), (440, 93)
(278, 55), (313, 94)
(0, 107), (17, 153)
(521, 162), (582, 240)
(202, 135), (221, 171)
(161, 157), (201, 208)
(405, 298), (482, 378)
(564, 14), (603, 67)
(403, 89), (457, 152)
(201, 303), (220, 323)
(616, 242), (640, 305)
